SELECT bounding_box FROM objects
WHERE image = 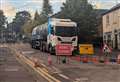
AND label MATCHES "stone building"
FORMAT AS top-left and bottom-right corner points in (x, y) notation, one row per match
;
(102, 3), (120, 49)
